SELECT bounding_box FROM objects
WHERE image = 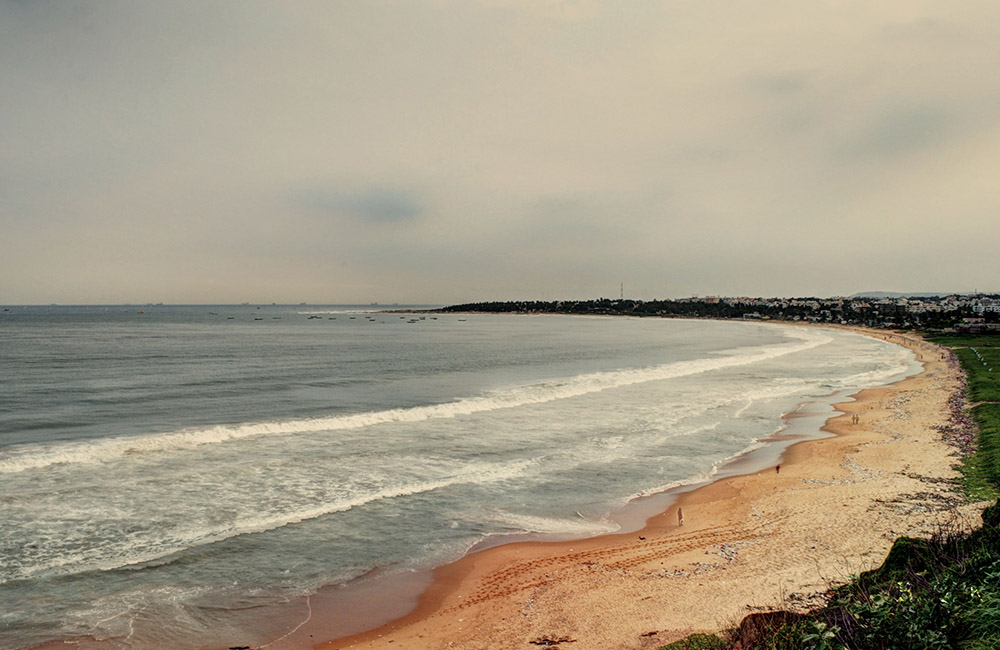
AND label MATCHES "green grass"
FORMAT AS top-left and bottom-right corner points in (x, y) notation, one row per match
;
(820, 502), (1000, 650)
(927, 334), (1000, 500)
(928, 334), (1000, 403)
(967, 404), (1000, 498)
(959, 350), (1000, 403)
